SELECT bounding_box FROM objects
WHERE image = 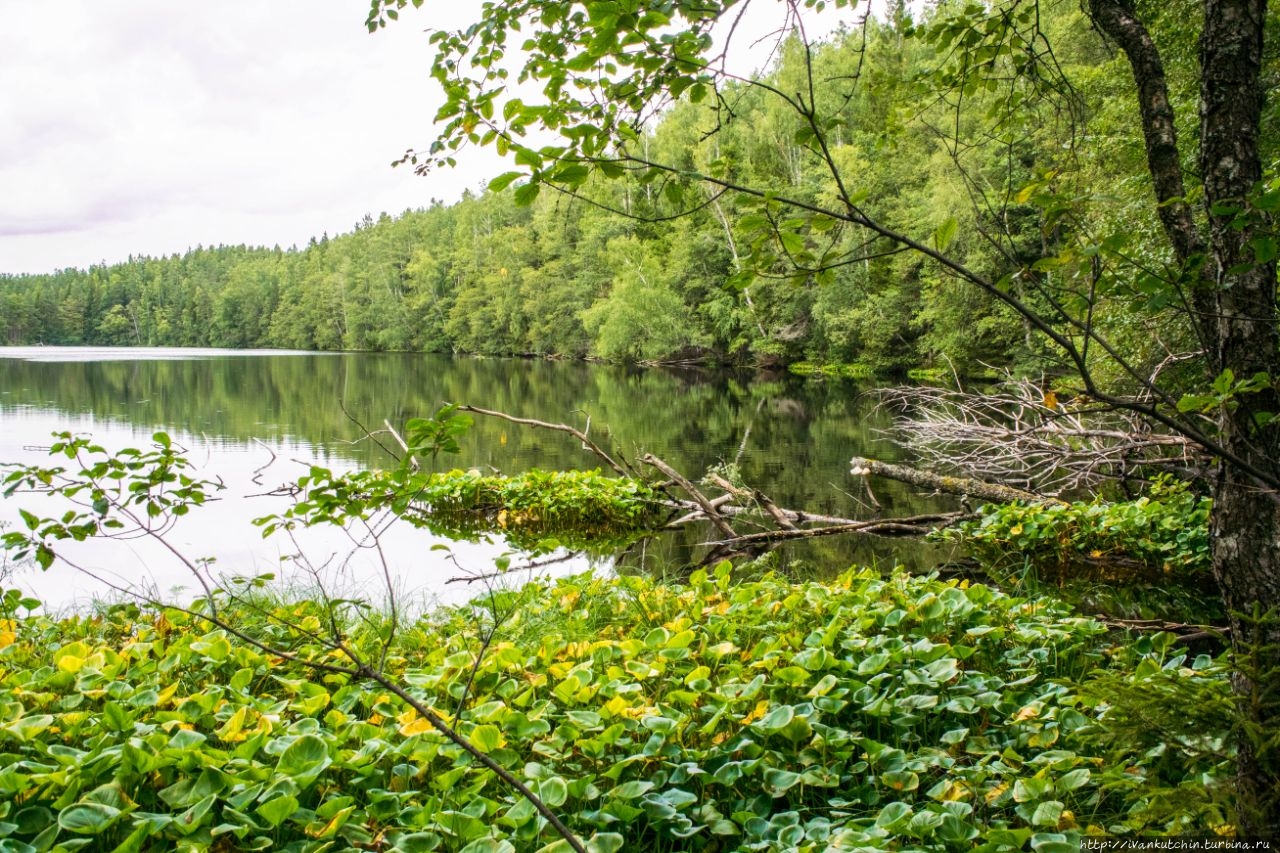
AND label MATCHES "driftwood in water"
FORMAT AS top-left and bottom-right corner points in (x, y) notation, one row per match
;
(849, 456), (1061, 505)
(639, 452), (969, 566)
